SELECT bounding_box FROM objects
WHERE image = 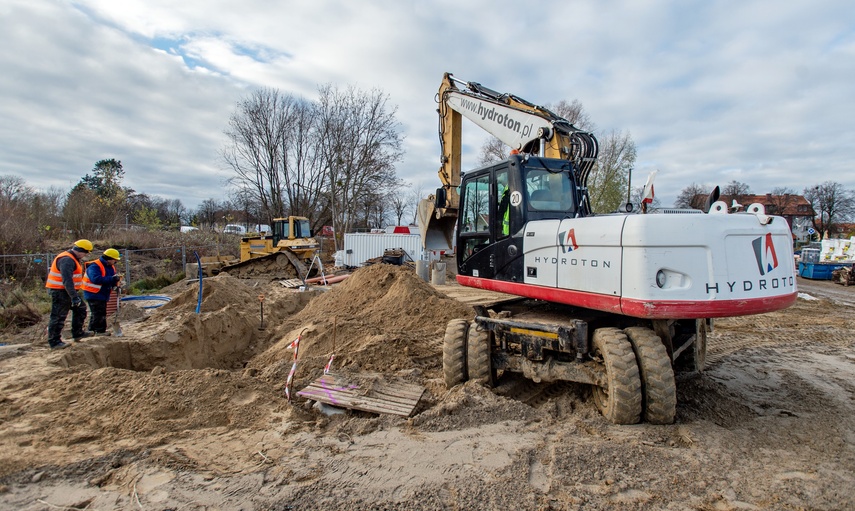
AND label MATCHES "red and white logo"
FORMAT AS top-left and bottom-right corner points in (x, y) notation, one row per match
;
(752, 233), (779, 276)
(558, 228), (579, 253)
